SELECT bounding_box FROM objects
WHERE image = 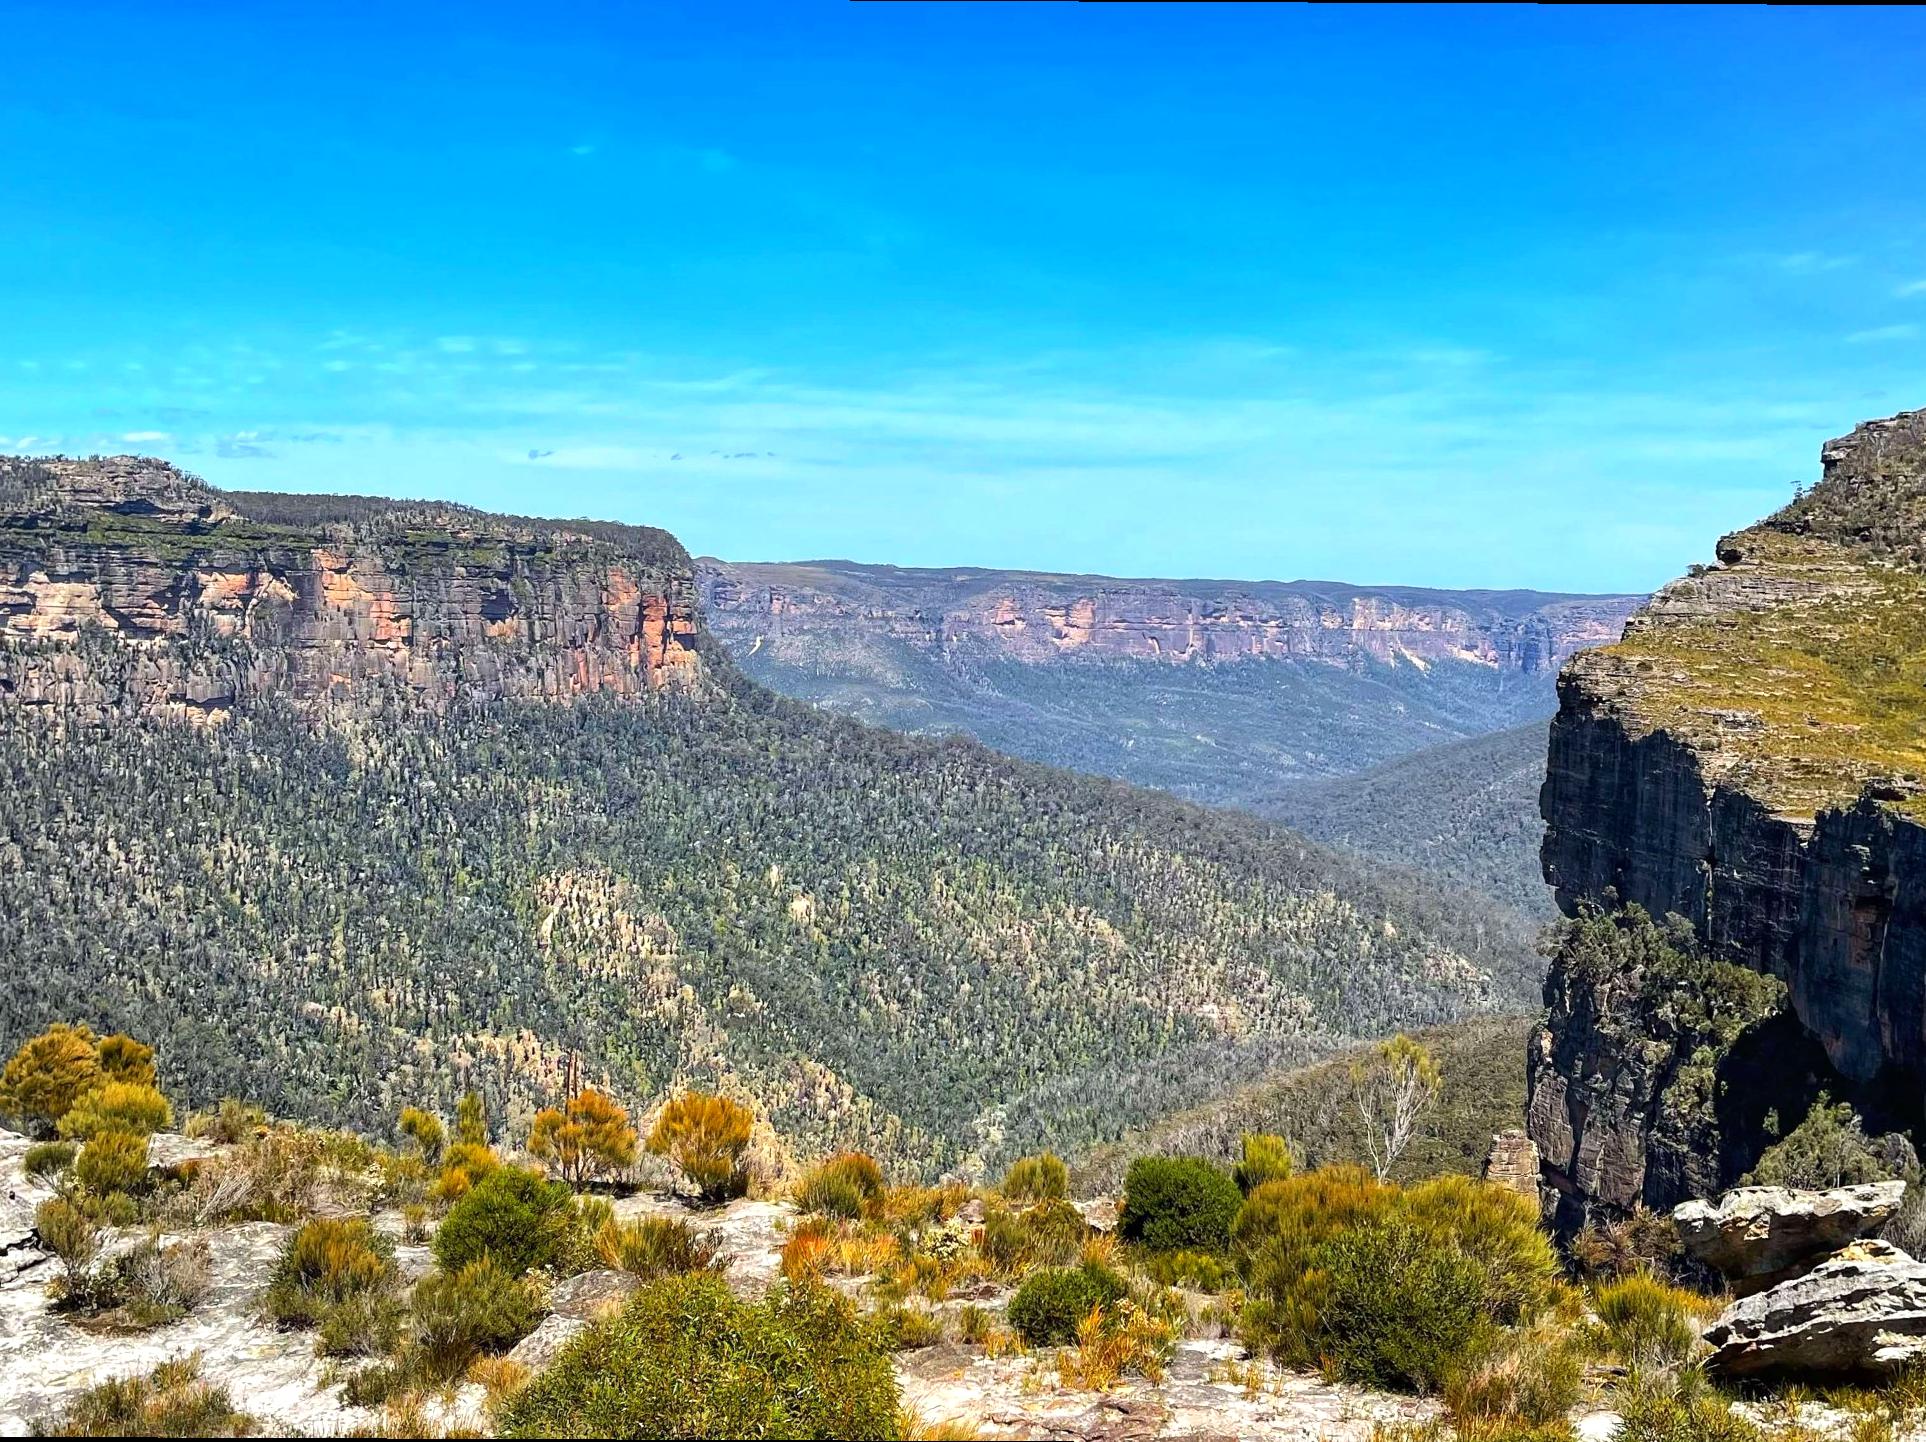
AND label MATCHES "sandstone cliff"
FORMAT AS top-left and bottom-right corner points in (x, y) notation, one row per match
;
(700, 558), (1639, 675)
(0, 456), (701, 721)
(1529, 409), (1926, 1228)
